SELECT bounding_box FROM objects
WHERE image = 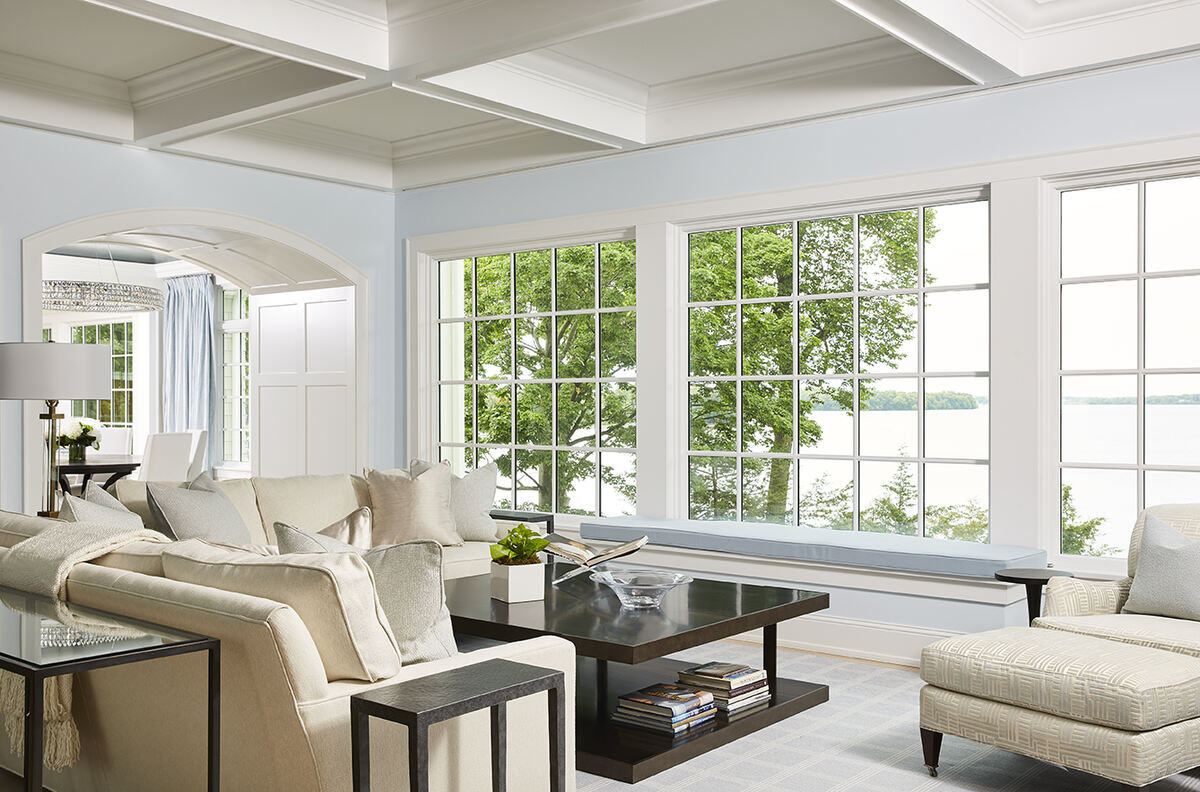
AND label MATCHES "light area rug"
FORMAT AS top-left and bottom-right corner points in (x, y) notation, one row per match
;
(577, 641), (1200, 792)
